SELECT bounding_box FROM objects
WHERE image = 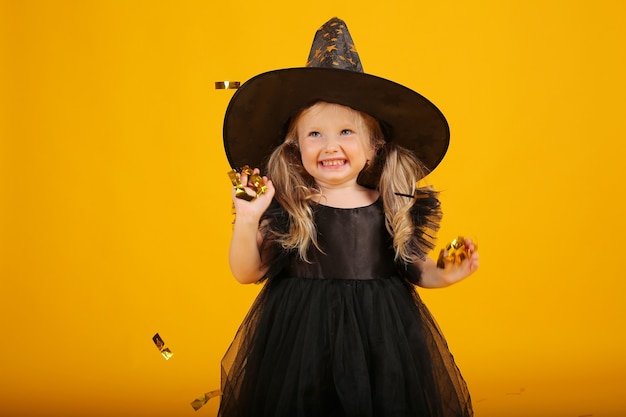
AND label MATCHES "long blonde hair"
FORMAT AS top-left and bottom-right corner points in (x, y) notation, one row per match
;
(265, 102), (431, 263)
